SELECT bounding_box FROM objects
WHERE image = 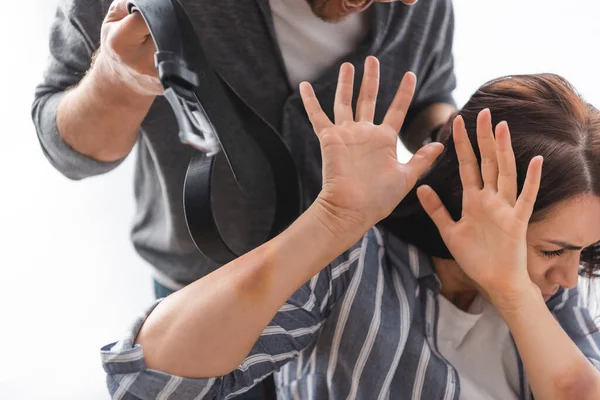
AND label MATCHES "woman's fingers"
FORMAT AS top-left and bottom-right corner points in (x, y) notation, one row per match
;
(300, 81), (333, 137)
(334, 63), (355, 124)
(477, 109), (499, 191)
(495, 121), (518, 204)
(453, 115), (483, 190)
(382, 71), (416, 133)
(356, 56), (380, 122)
(417, 185), (455, 240)
(514, 156), (543, 222)
(403, 142), (445, 188)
